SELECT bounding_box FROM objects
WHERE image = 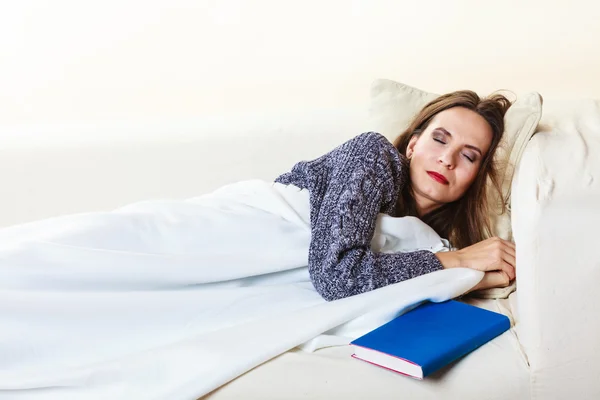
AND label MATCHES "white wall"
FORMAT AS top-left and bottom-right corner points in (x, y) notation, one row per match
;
(1, 0), (599, 125)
